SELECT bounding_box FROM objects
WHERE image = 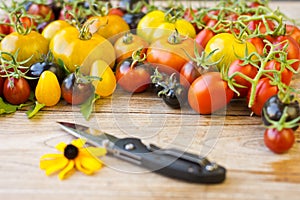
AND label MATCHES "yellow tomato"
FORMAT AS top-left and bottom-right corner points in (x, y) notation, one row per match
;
(0, 30), (48, 66)
(42, 20), (71, 42)
(49, 26), (116, 74)
(204, 33), (257, 70)
(90, 60), (116, 97)
(87, 15), (130, 44)
(137, 10), (196, 43)
(35, 71), (61, 106)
